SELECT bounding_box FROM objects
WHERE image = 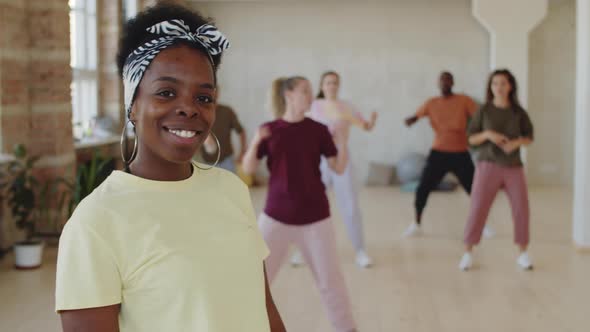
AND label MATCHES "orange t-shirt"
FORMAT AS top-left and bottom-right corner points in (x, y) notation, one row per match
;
(416, 94), (478, 152)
